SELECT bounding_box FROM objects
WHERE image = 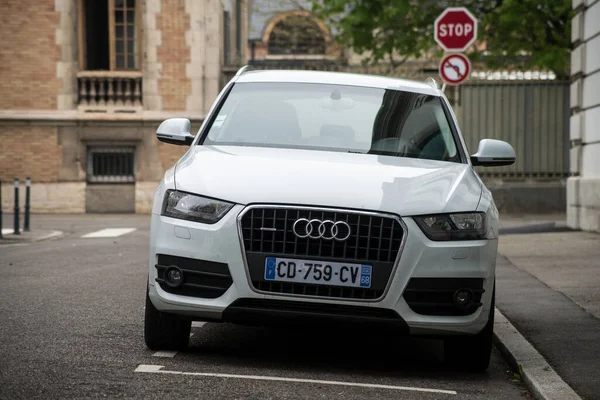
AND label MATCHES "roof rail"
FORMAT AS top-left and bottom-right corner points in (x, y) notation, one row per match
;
(235, 65), (254, 76)
(425, 77), (440, 90)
